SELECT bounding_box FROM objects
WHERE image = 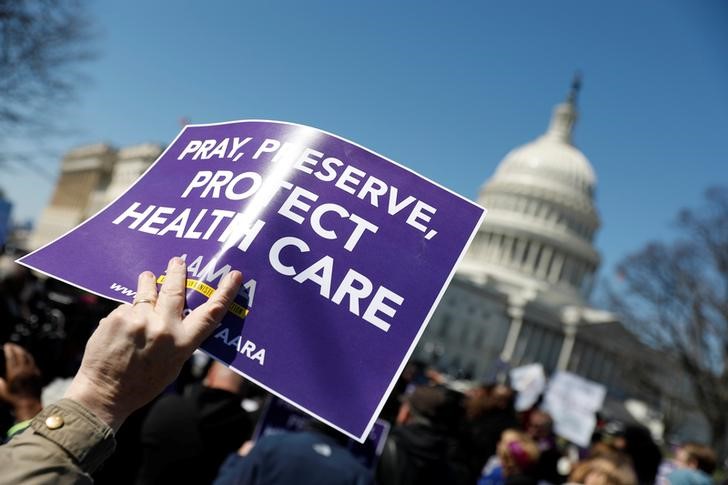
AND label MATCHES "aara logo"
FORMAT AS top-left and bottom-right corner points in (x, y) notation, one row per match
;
(214, 328), (265, 365)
